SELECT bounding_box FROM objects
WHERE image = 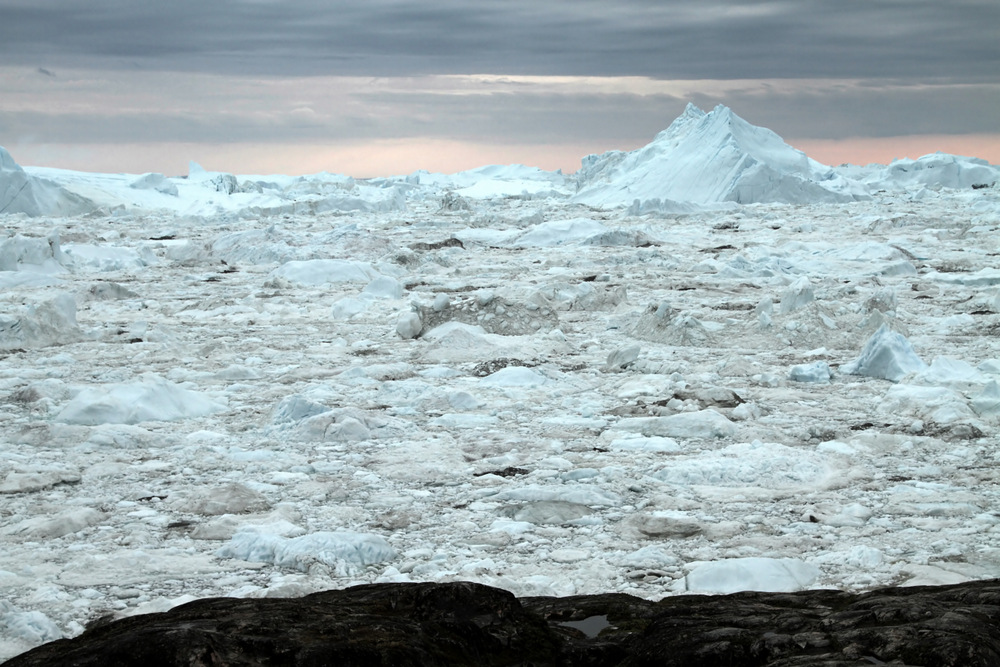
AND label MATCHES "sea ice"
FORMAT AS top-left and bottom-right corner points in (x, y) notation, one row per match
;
(651, 441), (830, 490)
(607, 436), (681, 453)
(512, 218), (609, 247)
(6, 508), (104, 539)
(915, 357), (986, 386)
(0, 470), (80, 494)
(779, 276), (814, 314)
(840, 324), (927, 382)
(480, 366), (548, 387)
(789, 361), (831, 383)
(487, 485), (621, 507)
(619, 546), (681, 569)
(180, 483), (270, 516)
(217, 530), (398, 575)
(611, 410), (736, 439)
(0, 604), (62, 644)
(0, 293), (81, 351)
(129, 172), (179, 196)
(684, 557), (821, 594)
(395, 311), (423, 339)
(2, 108), (999, 663)
(0, 234), (68, 273)
(879, 385), (978, 425)
(331, 297), (370, 320)
(63, 244), (156, 272)
(971, 381), (1000, 418)
(0, 148), (93, 217)
(55, 375), (227, 425)
(362, 275), (404, 299)
(269, 259), (380, 286)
